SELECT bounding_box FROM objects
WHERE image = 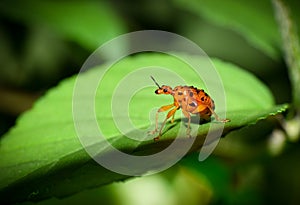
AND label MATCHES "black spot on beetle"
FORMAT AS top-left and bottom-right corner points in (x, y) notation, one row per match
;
(189, 102), (197, 107)
(204, 93), (208, 96)
(178, 92), (183, 95)
(189, 92), (193, 97)
(201, 96), (205, 101)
